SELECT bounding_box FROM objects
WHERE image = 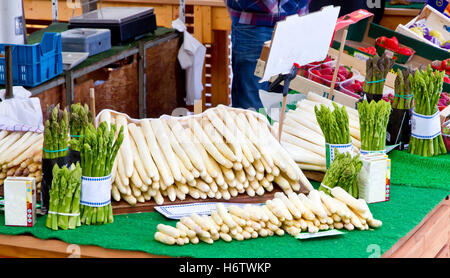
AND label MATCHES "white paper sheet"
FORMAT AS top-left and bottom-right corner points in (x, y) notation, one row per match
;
(261, 6), (340, 82)
(155, 202), (263, 220)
